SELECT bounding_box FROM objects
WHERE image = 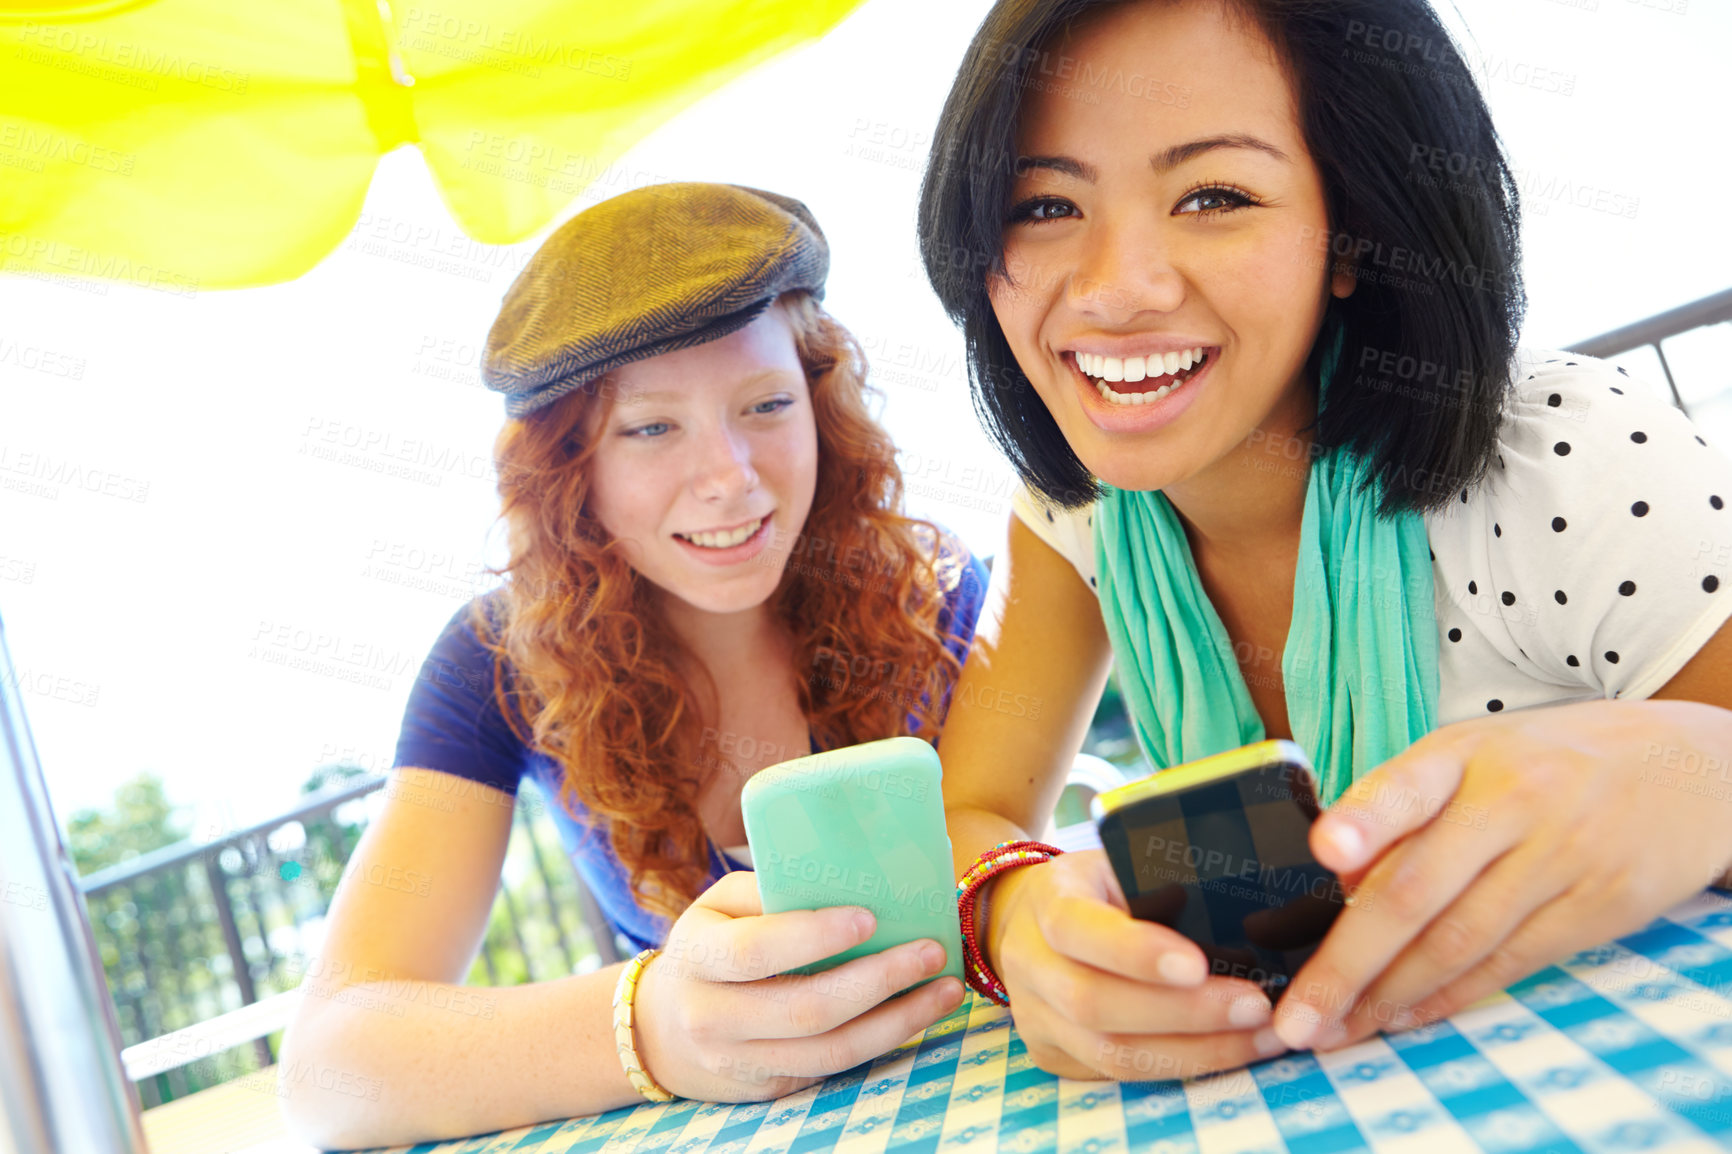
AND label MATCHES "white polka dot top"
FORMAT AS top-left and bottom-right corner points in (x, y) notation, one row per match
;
(1010, 349), (1732, 727)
